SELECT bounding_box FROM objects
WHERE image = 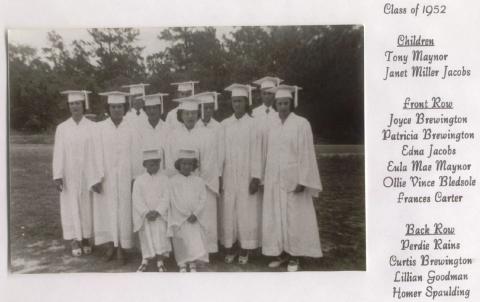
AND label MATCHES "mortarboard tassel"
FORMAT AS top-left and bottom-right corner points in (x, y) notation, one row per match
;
(84, 90), (90, 110)
(161, 95), (164, 115)
(294, 86), (299, 108)
(248, 85), (252, 106)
